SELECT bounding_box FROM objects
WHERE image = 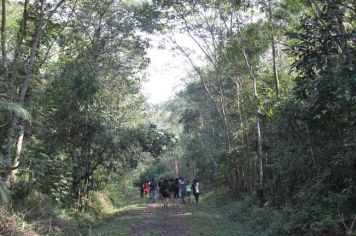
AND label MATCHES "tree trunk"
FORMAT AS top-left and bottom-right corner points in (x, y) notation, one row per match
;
(237, 24), (264, 201)
(251, 55), (263, 200)
(175, 158), (179, 177)
(232, 167), (238, 197)
(267, 0), (280, 99)
(2, 0), (46, 184)
(2, 0), (66, 184)
(12, 0), (29, 69)
(8, 124), (25, 184)
(82, 173), (90, 212)
(3, 116), (16, 185)
(18, 0), (46, 103)
(218, 76), (231, 149)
